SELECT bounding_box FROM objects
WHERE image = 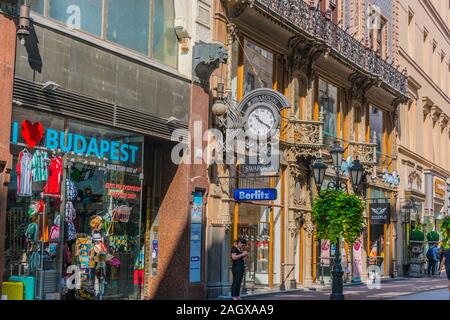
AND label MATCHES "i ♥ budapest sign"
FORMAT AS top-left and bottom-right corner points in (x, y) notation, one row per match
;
(11, 120), (140, 164)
